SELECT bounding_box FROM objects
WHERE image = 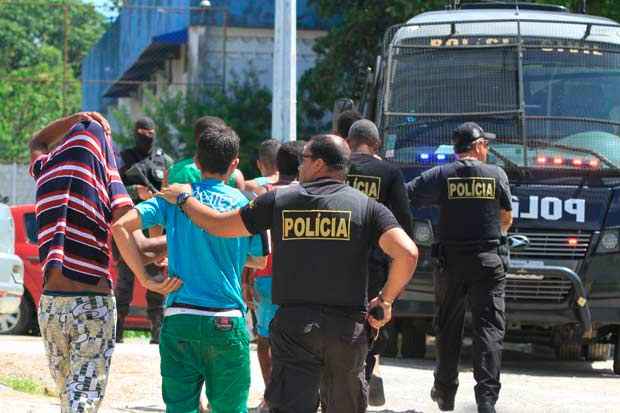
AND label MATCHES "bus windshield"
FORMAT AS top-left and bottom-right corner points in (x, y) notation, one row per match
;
(384, 42), (620, 171)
